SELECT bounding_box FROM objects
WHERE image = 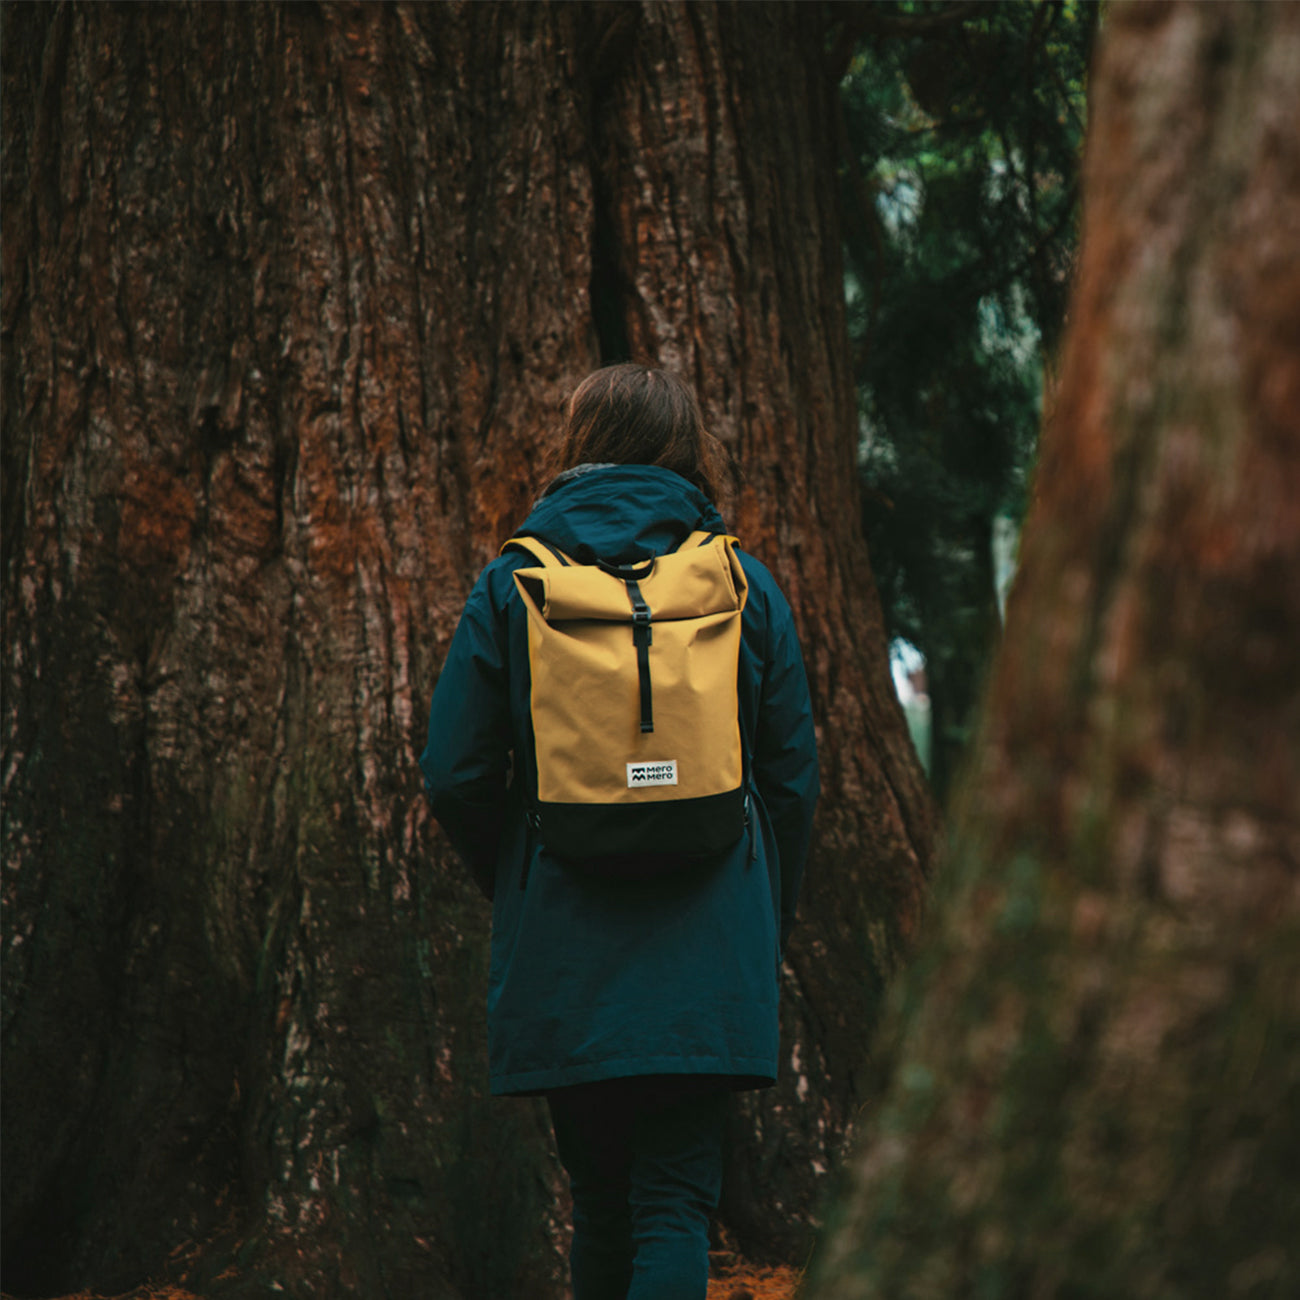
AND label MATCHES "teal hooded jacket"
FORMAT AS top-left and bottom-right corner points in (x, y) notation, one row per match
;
(420, 465), (819, 1096)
